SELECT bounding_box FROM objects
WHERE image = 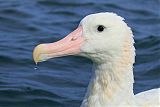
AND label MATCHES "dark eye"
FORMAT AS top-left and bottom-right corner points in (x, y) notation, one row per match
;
(97, 25), (105, 32)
